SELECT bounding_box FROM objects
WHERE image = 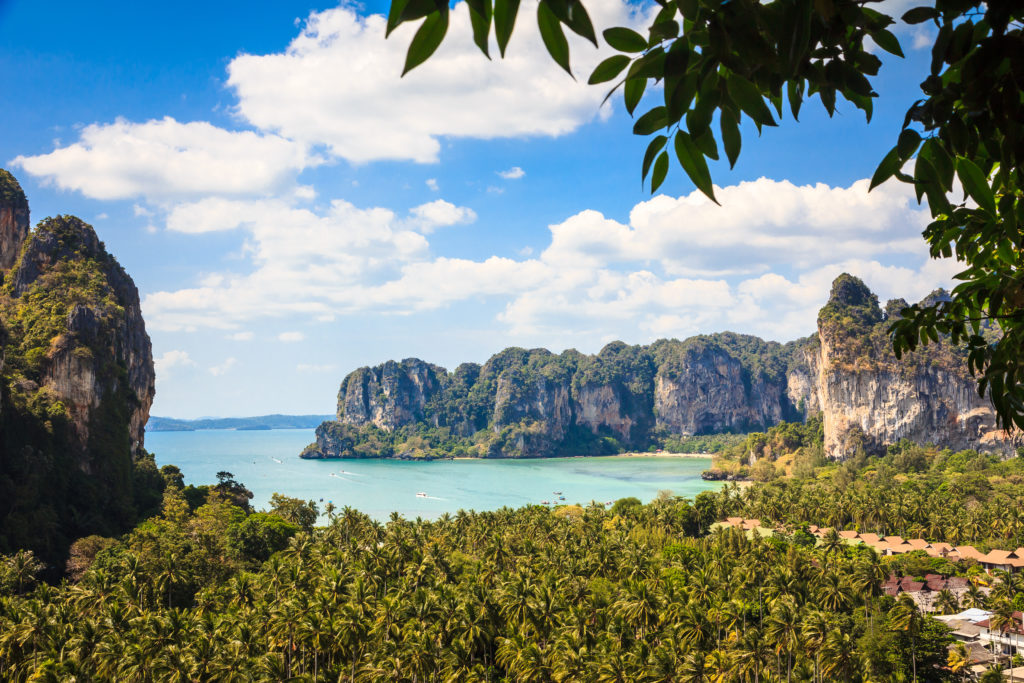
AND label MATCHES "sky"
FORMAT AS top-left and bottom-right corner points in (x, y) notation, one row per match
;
(0, 0), (953, 418)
